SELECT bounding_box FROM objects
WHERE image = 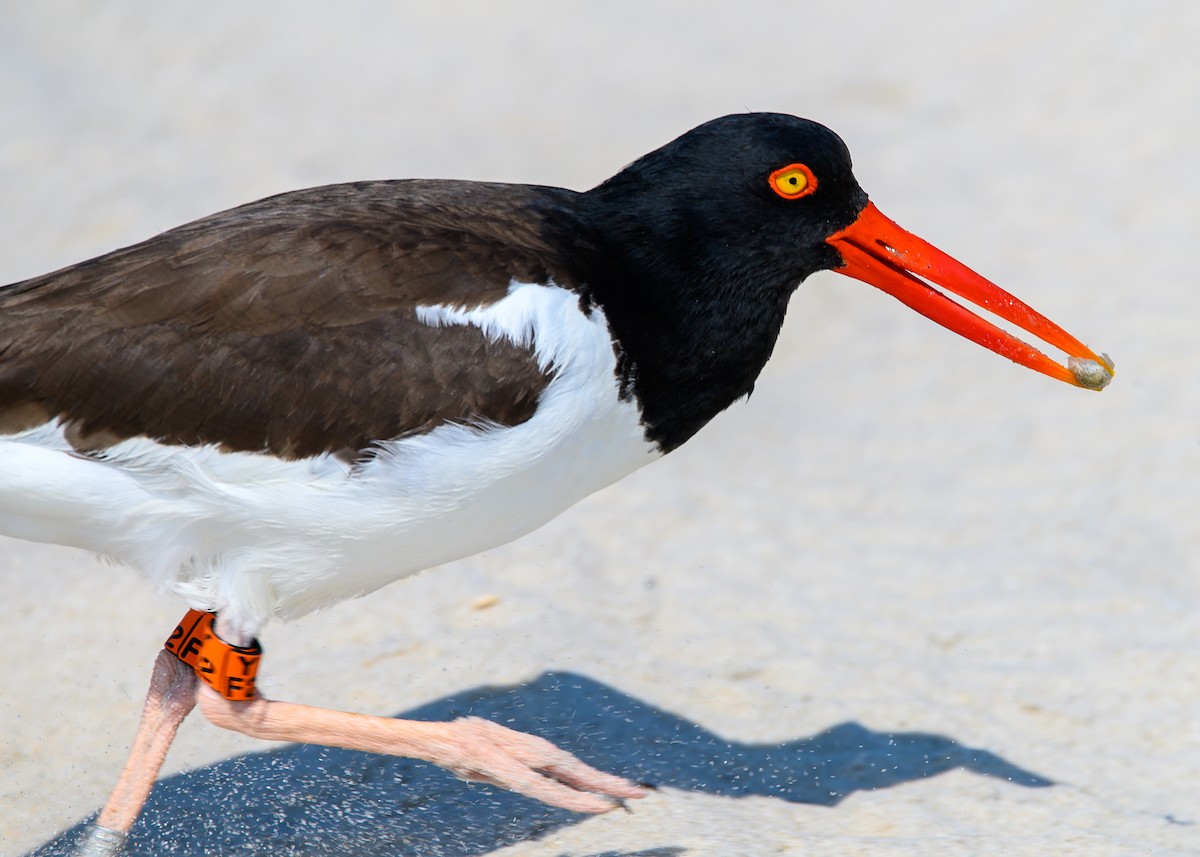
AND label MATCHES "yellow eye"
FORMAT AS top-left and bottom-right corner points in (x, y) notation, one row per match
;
(769, 163), (818, 199)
